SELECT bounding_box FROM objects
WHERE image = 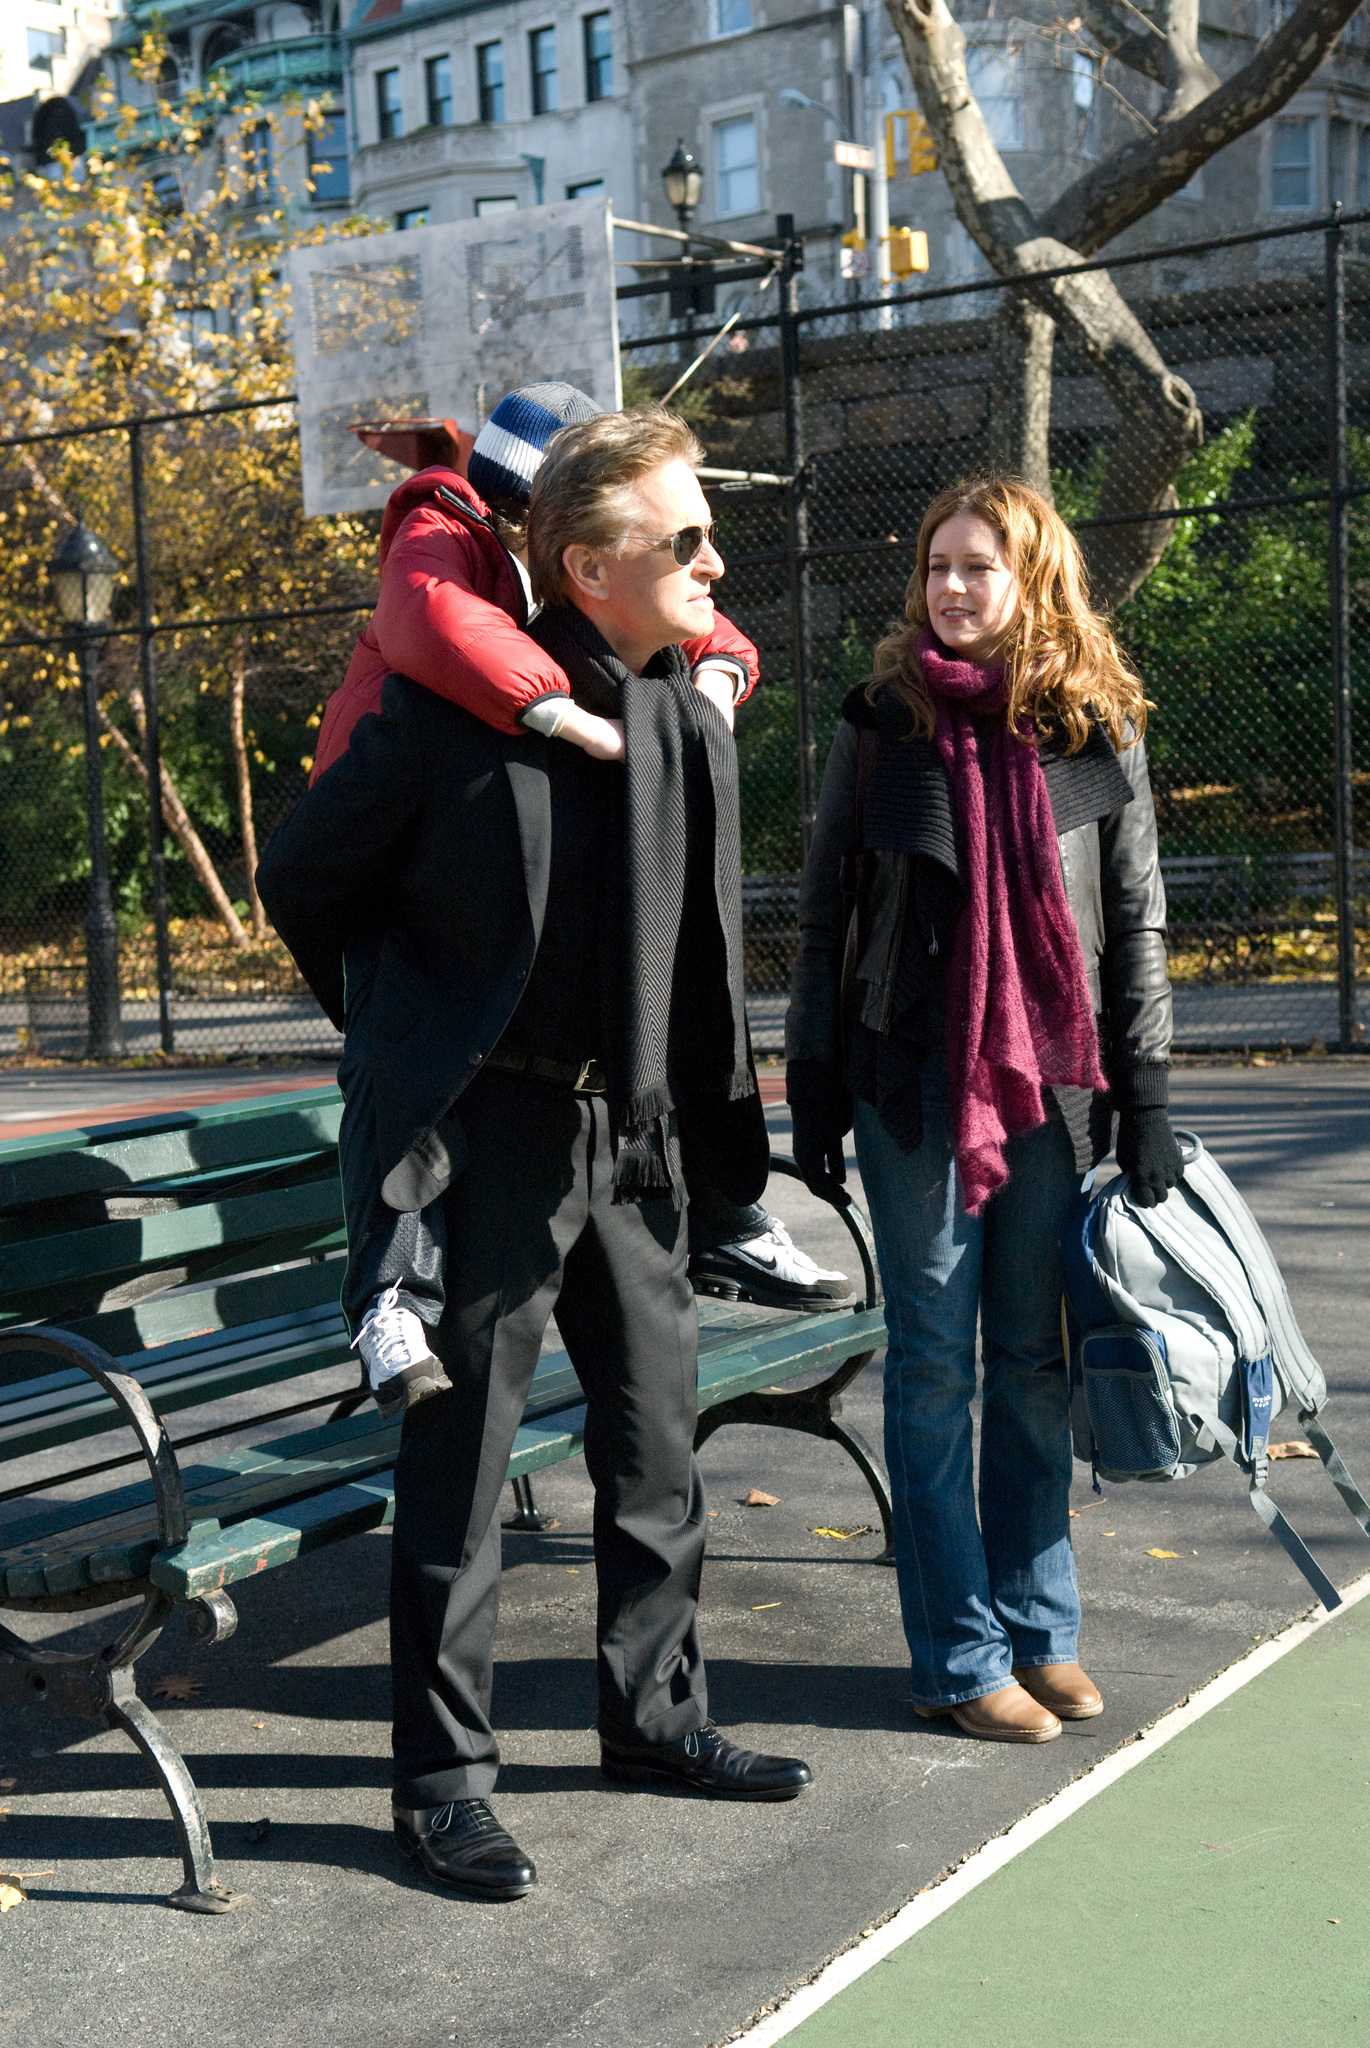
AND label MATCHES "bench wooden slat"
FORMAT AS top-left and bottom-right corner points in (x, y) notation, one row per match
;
(0, 1175), (344, 1304)
(5, 1304), (883, 1599)
(0, 1091), (343, 1207)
